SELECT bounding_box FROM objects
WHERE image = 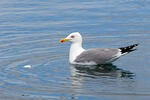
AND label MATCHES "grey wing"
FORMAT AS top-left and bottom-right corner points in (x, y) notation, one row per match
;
(74, 48), (120, 64)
